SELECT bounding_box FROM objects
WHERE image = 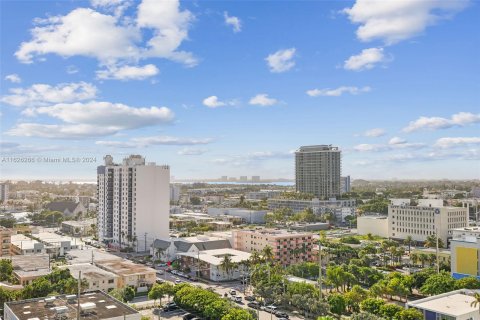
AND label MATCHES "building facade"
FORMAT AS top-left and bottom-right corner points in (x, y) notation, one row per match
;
(232, 229), (314, 266)
(450, 227), (480, 280)
(295, 145), (341, 198)
(268, 198), (356, 213)
(388, 205), (468, 243)
(340, 176), (351, 194)
(0, 183), (9, 202)
(357, 215), (389, 238)
(0, 226), (13, 256)
(97, 155), (170, 251)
